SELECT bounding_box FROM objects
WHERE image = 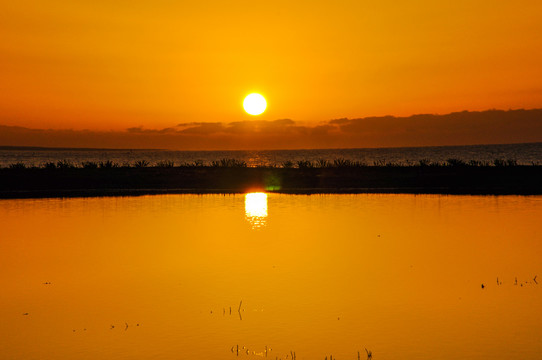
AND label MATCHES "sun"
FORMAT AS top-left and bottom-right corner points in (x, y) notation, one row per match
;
(243, 93), (267, 115)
